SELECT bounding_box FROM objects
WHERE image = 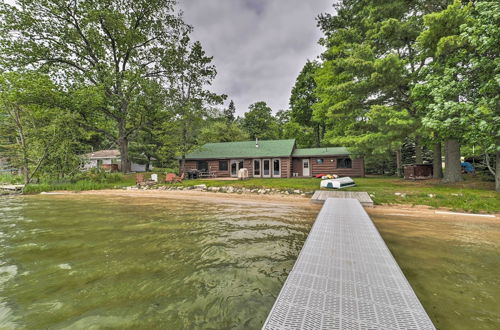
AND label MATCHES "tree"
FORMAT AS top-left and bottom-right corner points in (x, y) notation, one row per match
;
(223, 100), (236, 123)
(161, 38), (224, 173)
(0, 72), (83, 184)
(0, 0), (190, 172)
(289, 60), (323, 146)
(417, 0), (499, 186)
(241, 102), (279, 140)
